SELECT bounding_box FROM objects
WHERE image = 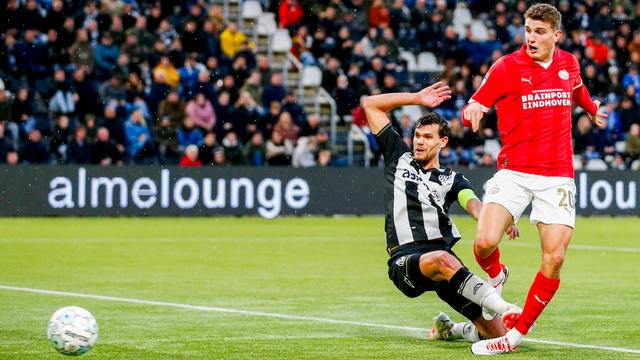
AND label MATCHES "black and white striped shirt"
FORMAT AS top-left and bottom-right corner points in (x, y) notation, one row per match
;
(375, 124), (473, 254)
